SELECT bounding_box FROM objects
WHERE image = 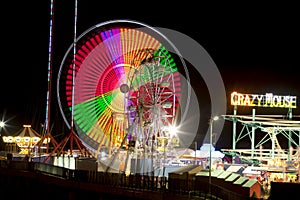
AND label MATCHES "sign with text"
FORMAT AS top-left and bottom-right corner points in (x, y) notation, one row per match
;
(231, 92), (297, 108)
